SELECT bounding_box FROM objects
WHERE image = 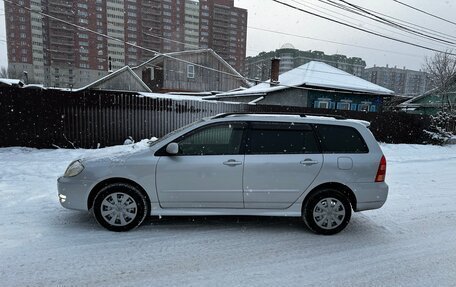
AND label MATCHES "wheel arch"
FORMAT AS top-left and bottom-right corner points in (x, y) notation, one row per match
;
(302, 182), (357, 213)
(87, 177), (151, 212)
